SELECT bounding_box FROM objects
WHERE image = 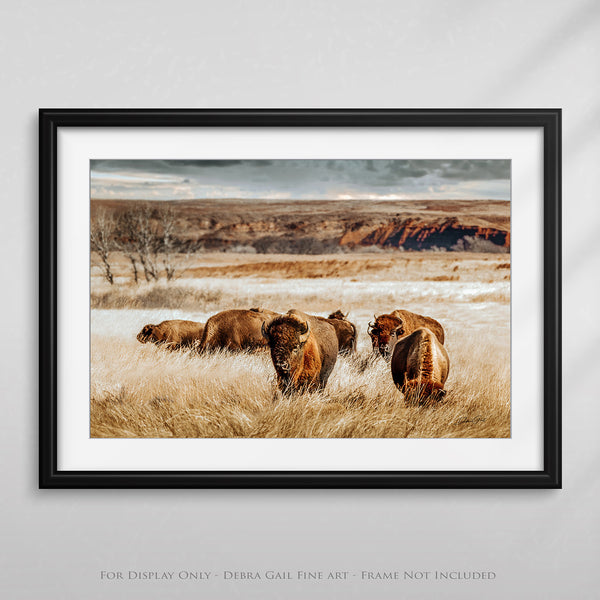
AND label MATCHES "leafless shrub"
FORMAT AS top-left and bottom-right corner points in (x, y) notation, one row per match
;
(90, 211), (115, 285)
(133, 204), (159, 281)
(158, 205), (177, 280)
(114, 210), (141, 284)
(113, 204), (192, 283)
(114, 207), (158, 282)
